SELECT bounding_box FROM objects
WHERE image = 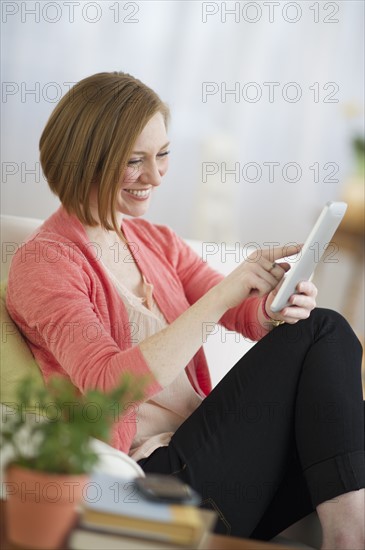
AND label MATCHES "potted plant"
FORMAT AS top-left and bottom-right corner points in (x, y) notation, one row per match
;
(1, 373), (144, 549)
